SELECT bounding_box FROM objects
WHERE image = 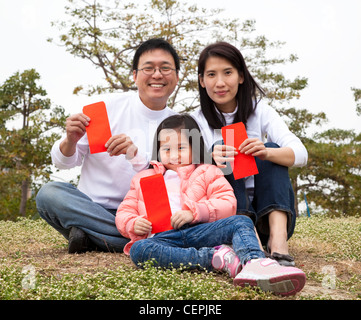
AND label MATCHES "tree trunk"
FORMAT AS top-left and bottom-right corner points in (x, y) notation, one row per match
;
(19, 178), (29, 216)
